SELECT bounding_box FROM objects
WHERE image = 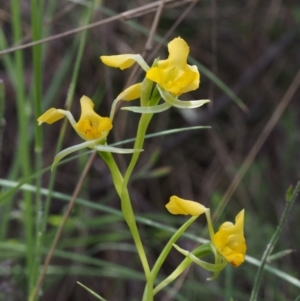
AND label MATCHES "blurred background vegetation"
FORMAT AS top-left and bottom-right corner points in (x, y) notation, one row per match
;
(0, 0), (300, 300)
